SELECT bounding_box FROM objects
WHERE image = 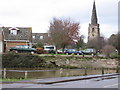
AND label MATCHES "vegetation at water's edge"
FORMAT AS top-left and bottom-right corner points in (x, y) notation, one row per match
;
(2, 53), (46, 68)
(2, 53), (119, 68)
